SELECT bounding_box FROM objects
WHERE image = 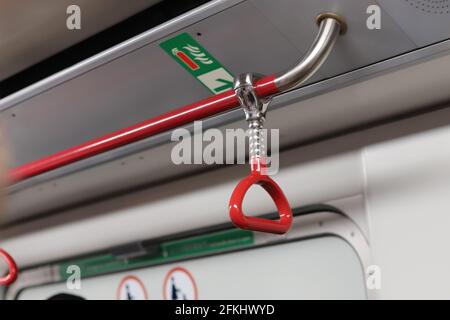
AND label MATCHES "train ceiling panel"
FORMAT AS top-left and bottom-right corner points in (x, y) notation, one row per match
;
(0, 1), (303, 167)
(251, 0), (416, 77)
(377, 0), (450, 47)
(0, 0), (424, 167)
(1, 0), (450, 223)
